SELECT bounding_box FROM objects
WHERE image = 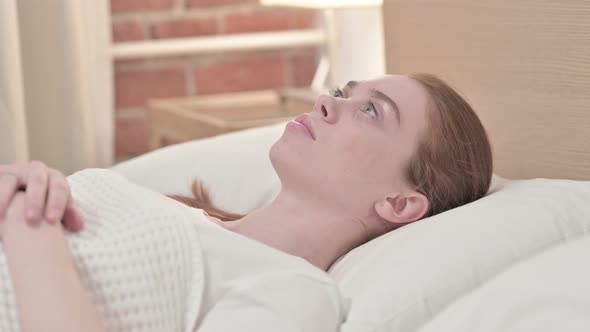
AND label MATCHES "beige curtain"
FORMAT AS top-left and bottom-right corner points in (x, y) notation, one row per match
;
(0, 0), (28, 162)
(0, 0), (113, 174)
